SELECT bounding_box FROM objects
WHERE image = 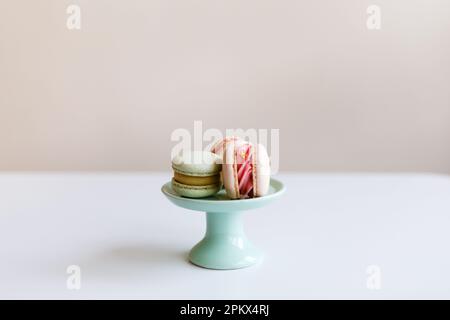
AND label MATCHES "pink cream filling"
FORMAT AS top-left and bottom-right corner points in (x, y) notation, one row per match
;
(236, 144), (253, 198)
